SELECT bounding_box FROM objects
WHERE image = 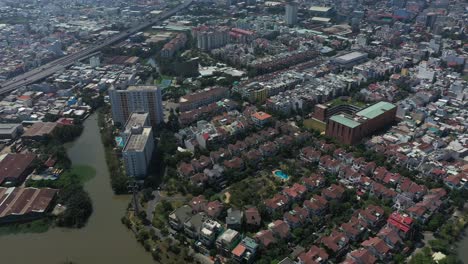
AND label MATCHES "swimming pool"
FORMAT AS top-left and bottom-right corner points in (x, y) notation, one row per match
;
(273, 170), (289, 180)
